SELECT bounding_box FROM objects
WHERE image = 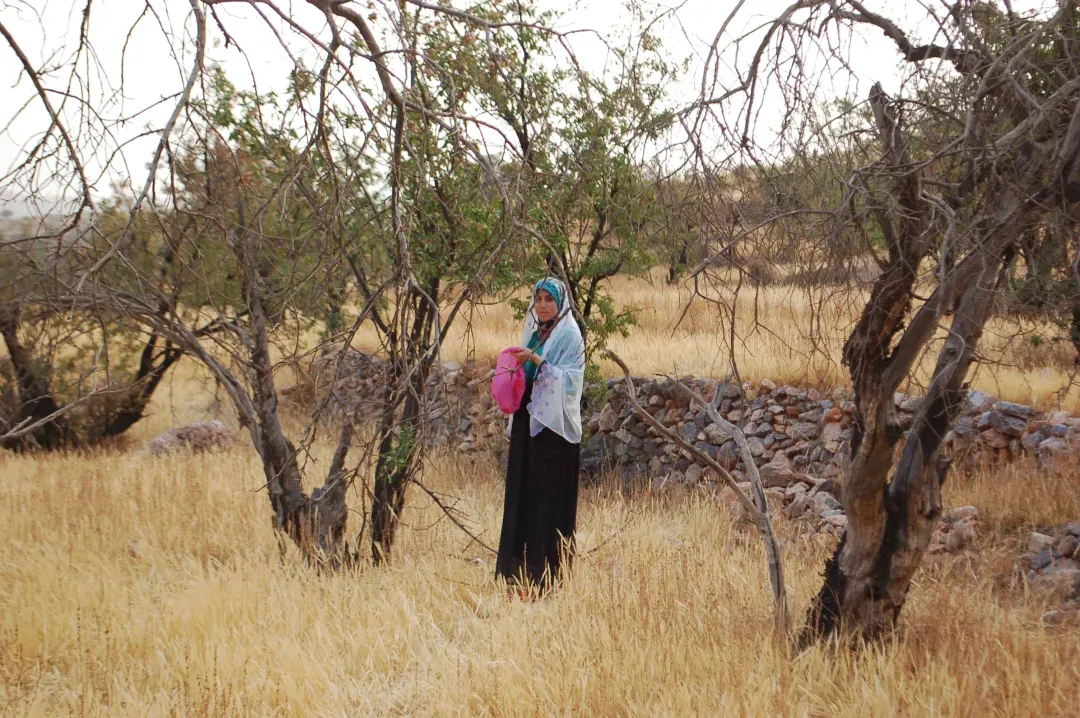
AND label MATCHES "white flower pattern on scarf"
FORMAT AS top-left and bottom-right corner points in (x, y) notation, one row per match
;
(528, 365), (554, 411)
